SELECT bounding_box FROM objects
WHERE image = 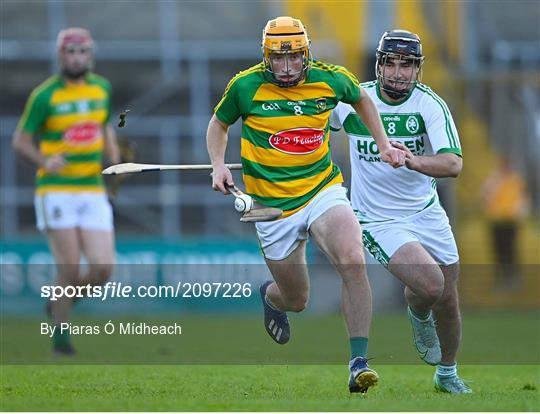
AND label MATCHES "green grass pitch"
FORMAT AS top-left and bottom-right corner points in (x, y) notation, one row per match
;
(1, 365), (539, 411)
